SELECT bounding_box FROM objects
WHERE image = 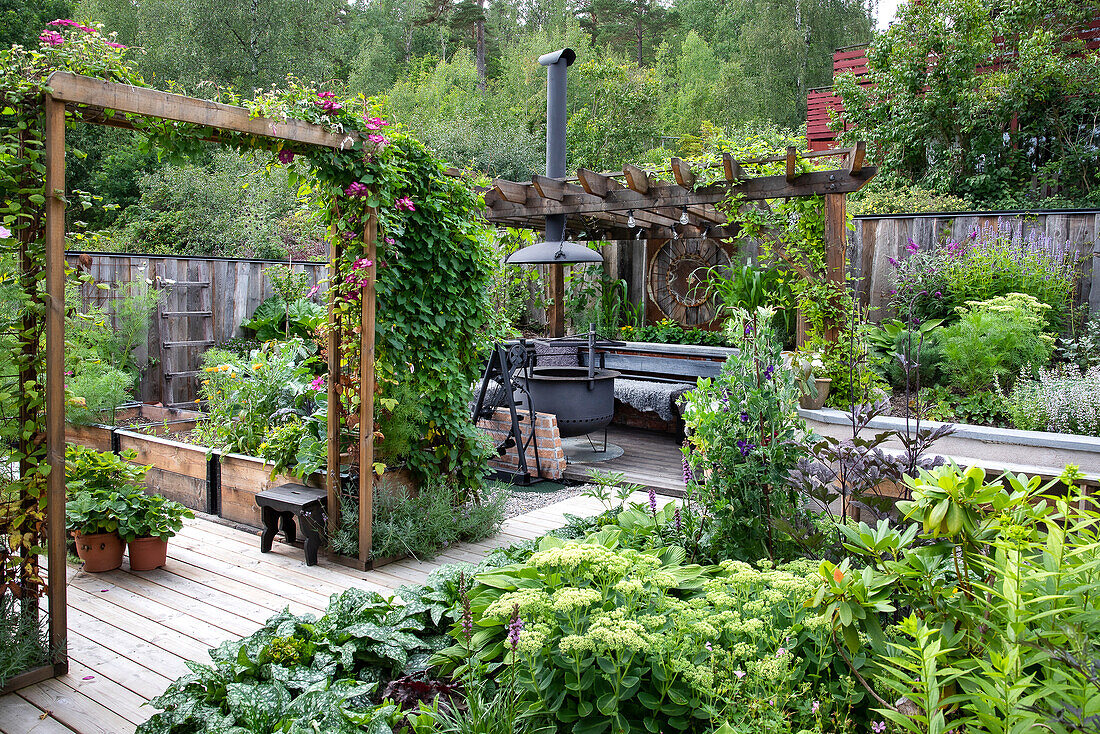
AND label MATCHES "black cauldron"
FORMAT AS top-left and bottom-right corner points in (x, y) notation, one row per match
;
(520, 366), (620, 437)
